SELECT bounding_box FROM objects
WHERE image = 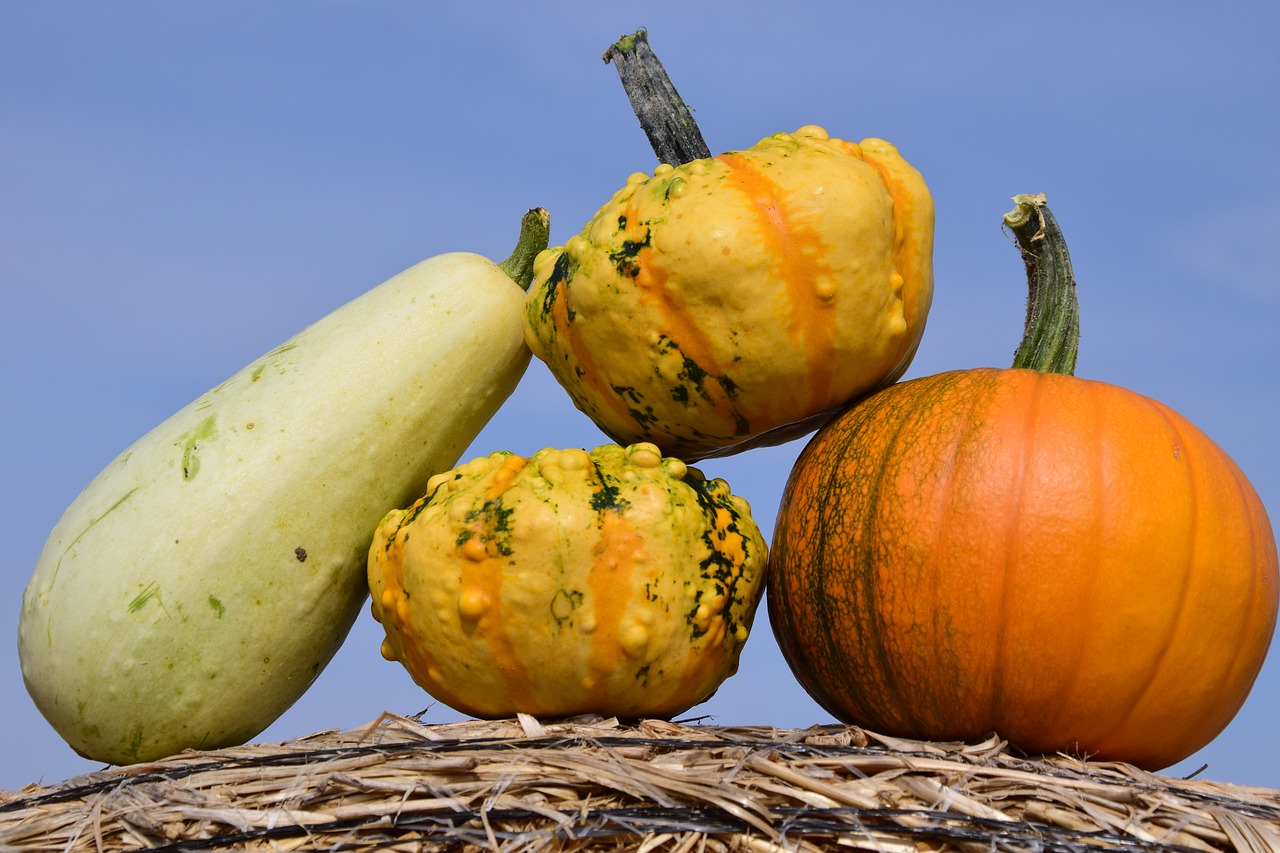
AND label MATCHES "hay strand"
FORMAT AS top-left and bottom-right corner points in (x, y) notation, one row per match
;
(3, 714), (1277, 851)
